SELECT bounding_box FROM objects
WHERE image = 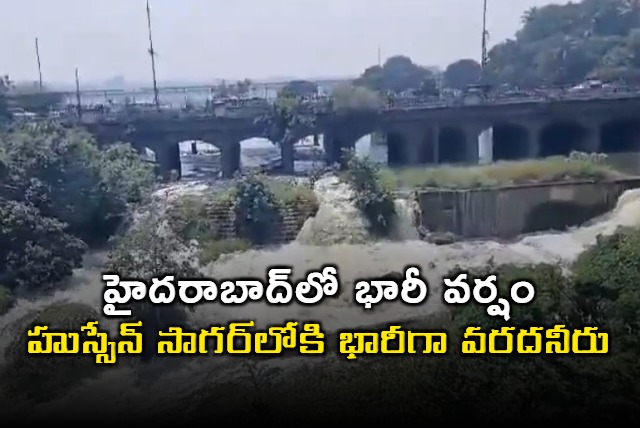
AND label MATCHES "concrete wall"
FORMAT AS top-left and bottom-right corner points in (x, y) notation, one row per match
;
(205, 200), (318, 244)
(416, 178), (640, 239)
